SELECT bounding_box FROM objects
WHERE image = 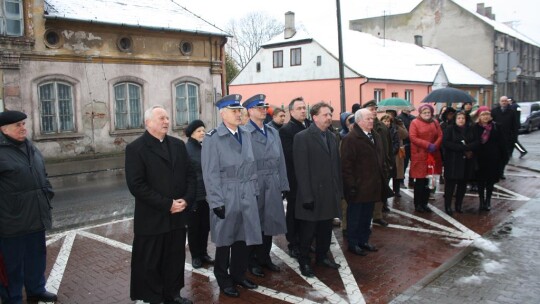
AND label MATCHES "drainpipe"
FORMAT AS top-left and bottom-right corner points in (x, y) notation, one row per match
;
(359, 78), (369, 105)
(220, 38), (227, 96)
